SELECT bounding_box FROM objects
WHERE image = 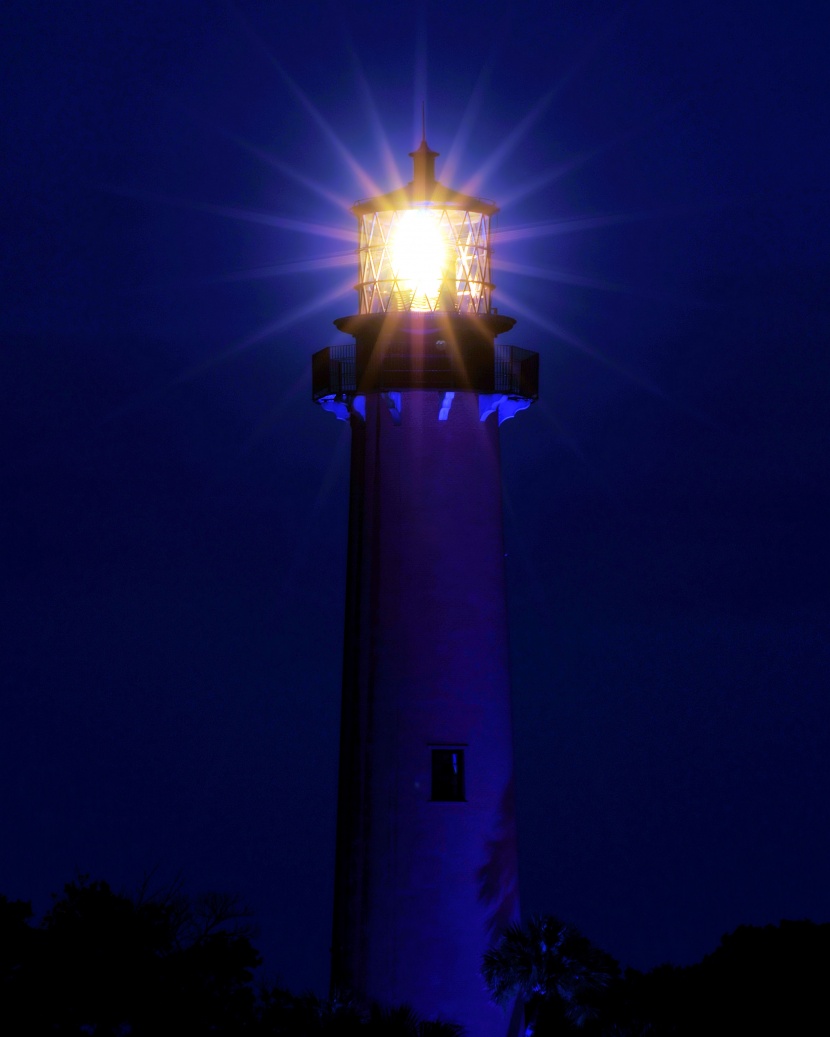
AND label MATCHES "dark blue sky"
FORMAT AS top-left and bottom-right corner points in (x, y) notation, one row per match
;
(2, 0), (829, 993)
